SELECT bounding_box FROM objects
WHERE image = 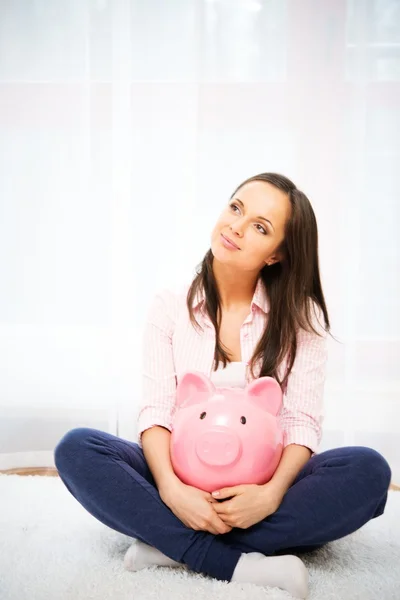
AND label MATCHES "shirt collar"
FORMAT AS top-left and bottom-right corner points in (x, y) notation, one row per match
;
(193, 276), (269, 315)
